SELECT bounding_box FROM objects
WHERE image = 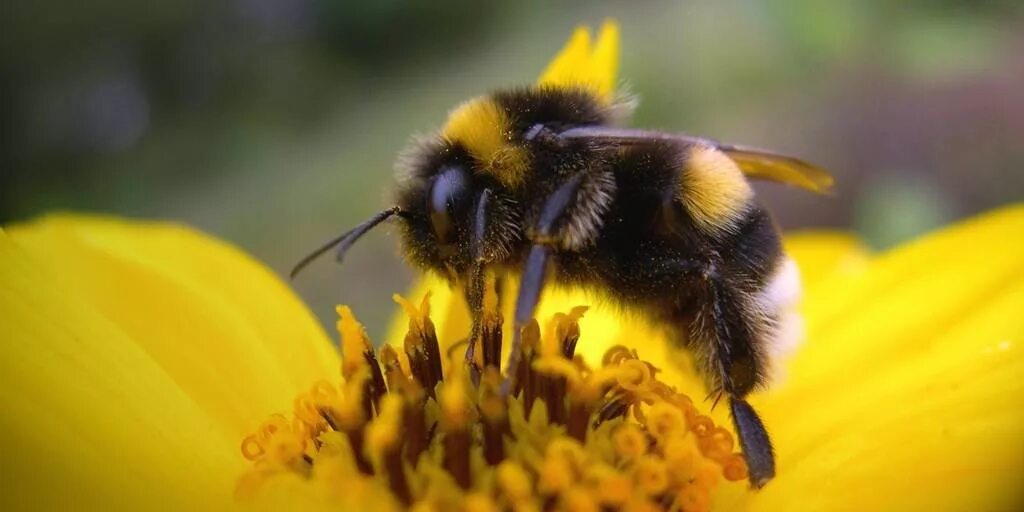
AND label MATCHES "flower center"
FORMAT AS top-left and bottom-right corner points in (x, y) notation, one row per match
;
(237, 292), (747, 511)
